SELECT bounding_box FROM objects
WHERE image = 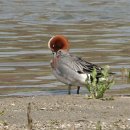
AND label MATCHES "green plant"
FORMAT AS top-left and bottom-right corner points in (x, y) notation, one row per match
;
(0, 110), (4, 116)
(85, 65), (115, 99)
(96, 121), (102, 130)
